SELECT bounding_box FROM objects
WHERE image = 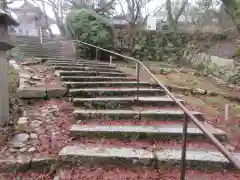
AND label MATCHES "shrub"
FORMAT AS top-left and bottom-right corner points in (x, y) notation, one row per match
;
(235, 46), (240, 58)
(65, 9), (116, 58)
(228, 69), (240, 85)
(132, 30), (189, 61)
